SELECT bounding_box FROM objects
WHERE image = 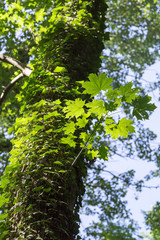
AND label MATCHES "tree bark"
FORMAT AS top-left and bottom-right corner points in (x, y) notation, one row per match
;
(1, 1), (108, 239)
